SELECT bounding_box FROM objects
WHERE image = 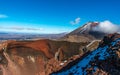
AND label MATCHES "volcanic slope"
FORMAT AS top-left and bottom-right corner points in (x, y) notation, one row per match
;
(51, 34), (120, 75)
(62, 22), (106, 42)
